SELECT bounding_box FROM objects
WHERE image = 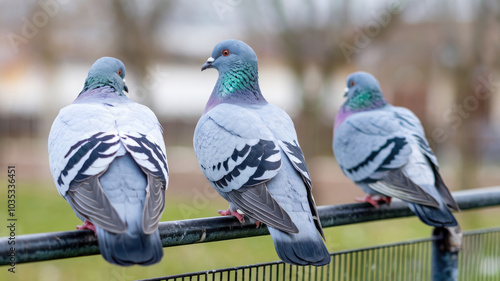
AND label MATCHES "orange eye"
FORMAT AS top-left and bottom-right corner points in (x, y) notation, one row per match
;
(118, 69), (123, 76)
(350, 80), (355, 87)
(222, 49), (230, 56)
